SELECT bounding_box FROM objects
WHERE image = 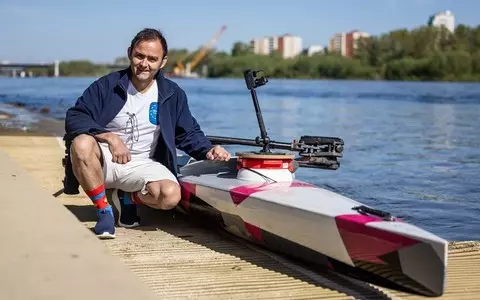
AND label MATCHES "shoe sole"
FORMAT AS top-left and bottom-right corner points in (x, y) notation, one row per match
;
(119, 221), (140, 228)
(111, 190), (140, 229)
(97, 232), (116, 239)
